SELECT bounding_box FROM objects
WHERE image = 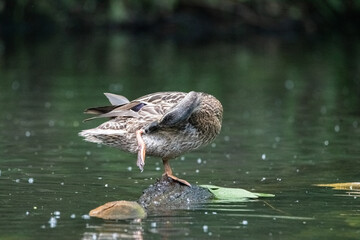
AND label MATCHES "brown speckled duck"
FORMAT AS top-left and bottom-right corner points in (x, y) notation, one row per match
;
(79, 91), (223, 186)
